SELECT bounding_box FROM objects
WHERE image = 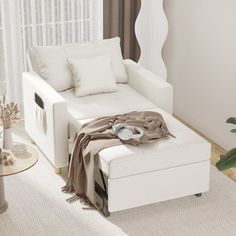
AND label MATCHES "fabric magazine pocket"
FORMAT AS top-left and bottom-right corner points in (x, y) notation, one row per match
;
(34, 93), (47, 134)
